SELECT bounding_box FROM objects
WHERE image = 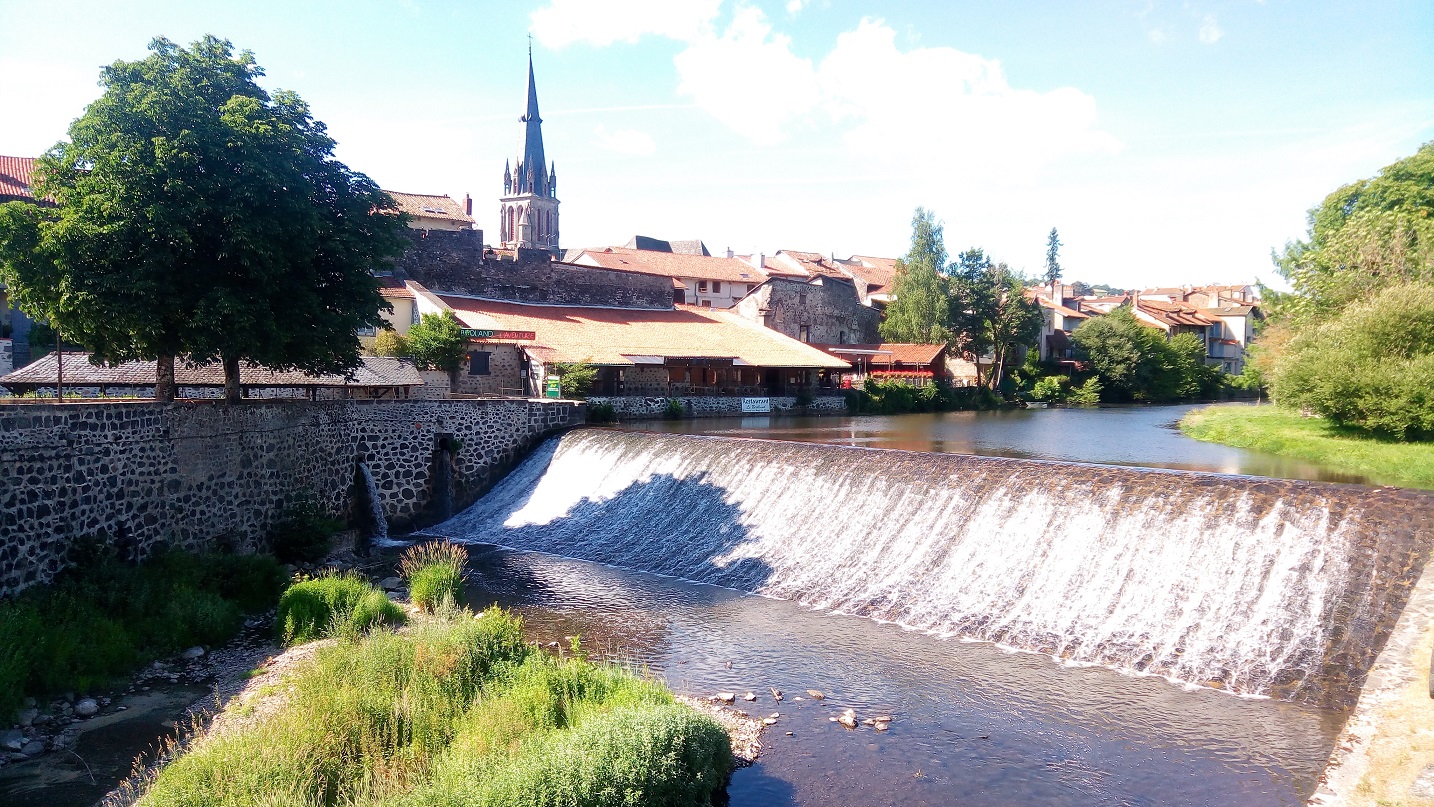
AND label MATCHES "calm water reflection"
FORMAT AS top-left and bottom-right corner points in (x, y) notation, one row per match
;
(464, 546), (1342, 807)
(625, 403), (1368, 484)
